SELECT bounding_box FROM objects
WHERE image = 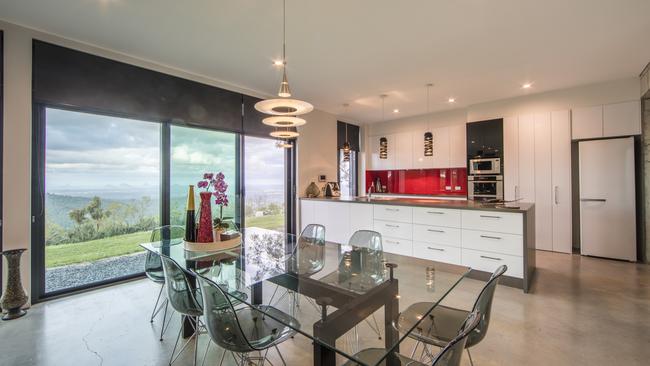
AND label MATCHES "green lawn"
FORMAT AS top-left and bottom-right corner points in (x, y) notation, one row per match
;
(45, 231), (151, 268)
(45, 214), (285, 268)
